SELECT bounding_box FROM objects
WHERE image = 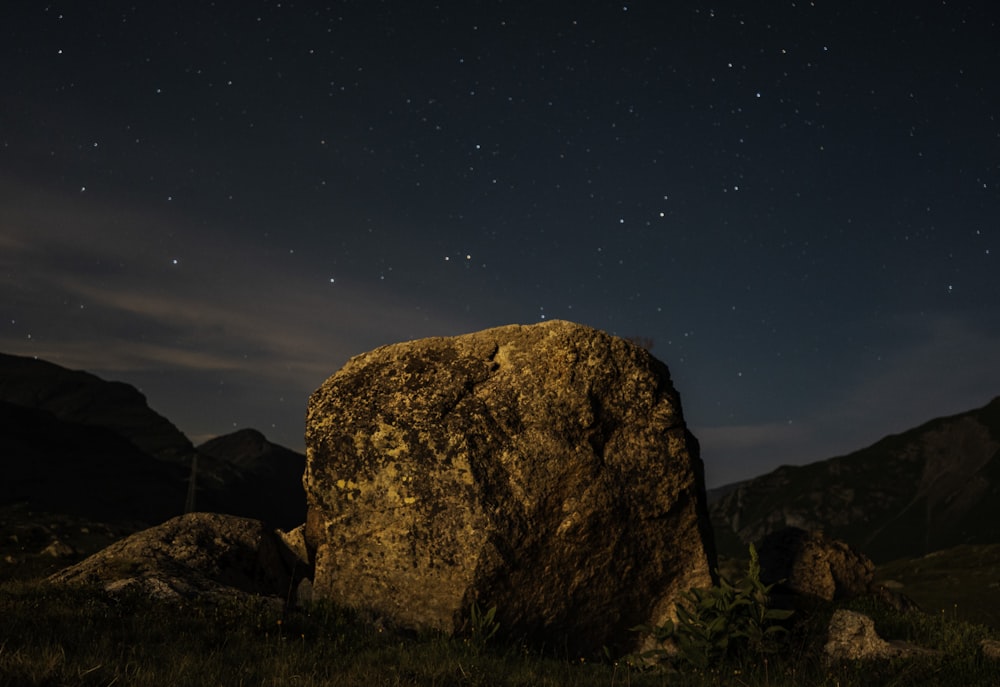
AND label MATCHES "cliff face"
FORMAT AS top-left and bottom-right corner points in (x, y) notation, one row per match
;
(710, 397), (1000, 563)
